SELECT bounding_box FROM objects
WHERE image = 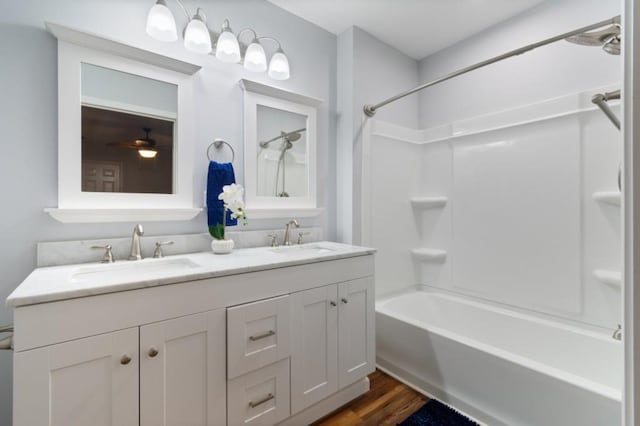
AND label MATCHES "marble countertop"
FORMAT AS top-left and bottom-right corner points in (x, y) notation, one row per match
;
(7, 242), (376, 308)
